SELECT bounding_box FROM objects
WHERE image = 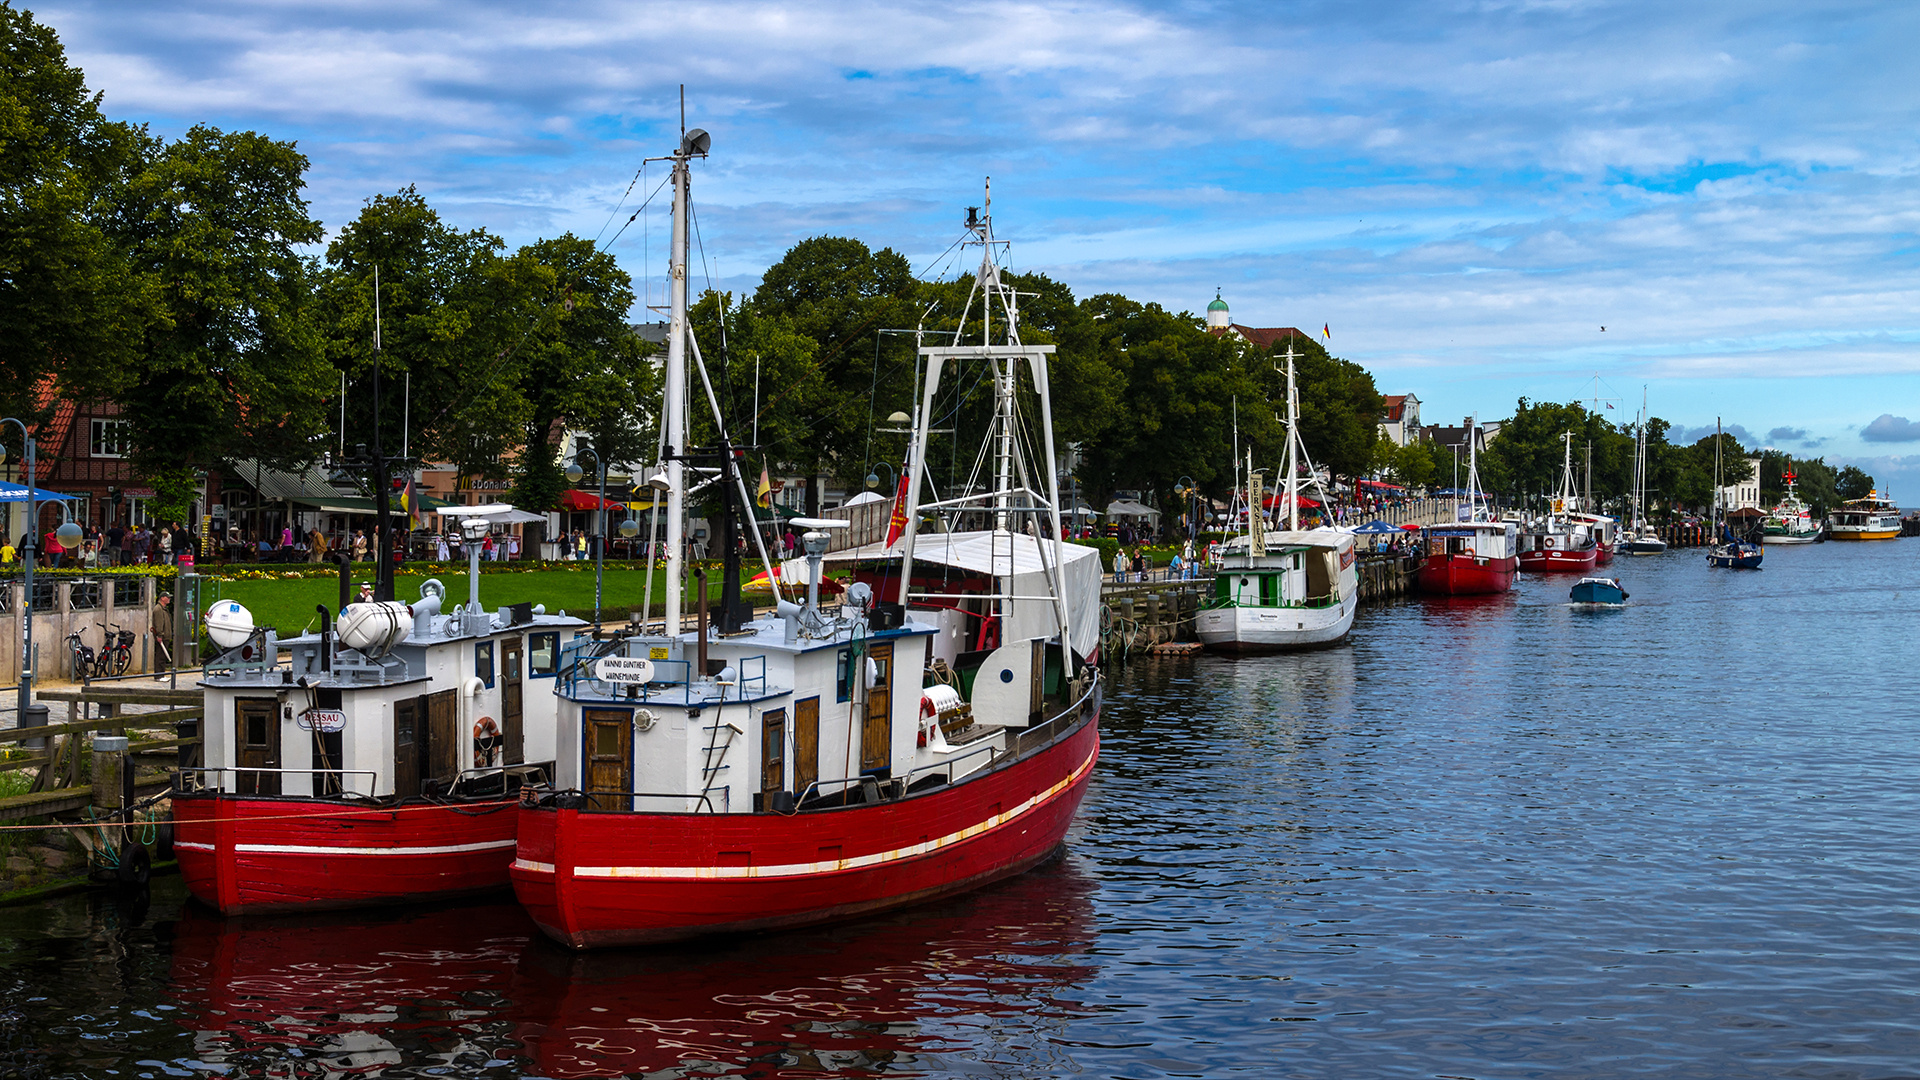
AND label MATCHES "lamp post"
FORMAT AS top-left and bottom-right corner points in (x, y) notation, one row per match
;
(1176, 475), (1197, 545)
(1, 419), (40, 715)
(566, 443), (609, 619)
